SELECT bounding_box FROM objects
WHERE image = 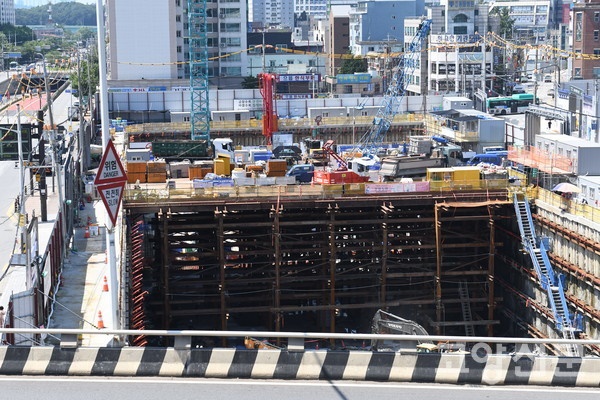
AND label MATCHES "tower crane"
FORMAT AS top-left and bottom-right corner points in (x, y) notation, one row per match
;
(350, 19), (432, 158)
